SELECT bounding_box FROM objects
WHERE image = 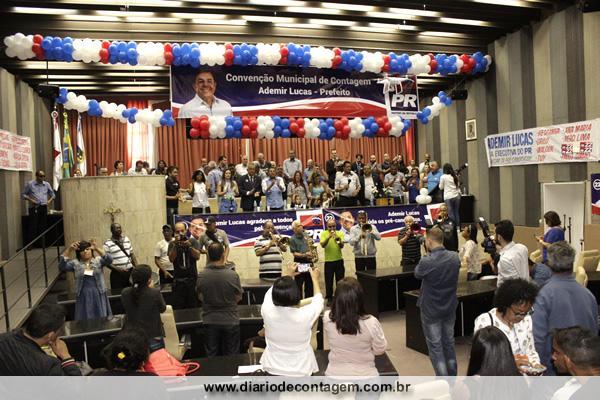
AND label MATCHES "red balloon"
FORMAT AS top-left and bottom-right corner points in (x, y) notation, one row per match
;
(200, 119), (210, 131)
(376, 117), (385, 127)
(191, 117), (201, 129)
(296, 118), (304, 128)
(333, 120), (343, 131)
(384, 122), (392, 132)
(200, 130), (210, 140)
(296, 128), (306, 138)
(341, 130), (350, 140)
(249, 120), (258, 130)
(241, 125), (251, 136)
(280, 46), (289, 56)
(33, 34), (43, 44)
(99, 48), (109, 59)
(332, 55), (342, 66)
(279, 56), (288, 65)
(384, 55), (391, 64)
(102, 41), (110, 49)
(189, 128), (200, 138)
(342, 125), (351, 135)
(382, 65), (390, 72)
(429, 60), (438, 74)
(225, 43), (233, 50)
(224, 49), (234, 60)
(335, 131), (343, 139)
(32, 43), (42, 54)
(340, 117), (349, 125)
(377, 128), (386, 136)
(164, 43), (172, 52)
(289, 123), (299, 133)
(241, 116), (250, 125)
(164, 52), (173, 65)
(333, 47), (341, 55)
(250, 130), (258, 139)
